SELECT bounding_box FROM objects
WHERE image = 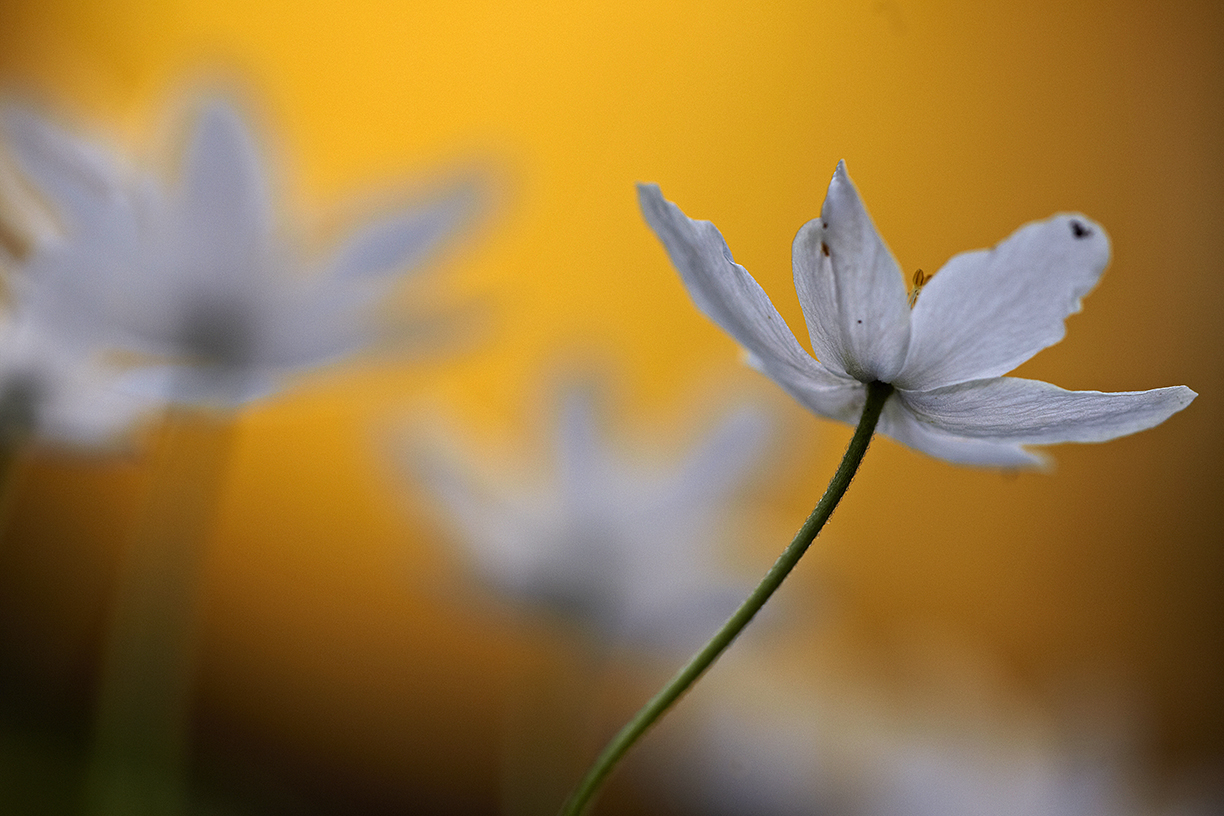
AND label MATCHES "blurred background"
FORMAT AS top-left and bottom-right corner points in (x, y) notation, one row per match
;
(0, 0), (1220, 813)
